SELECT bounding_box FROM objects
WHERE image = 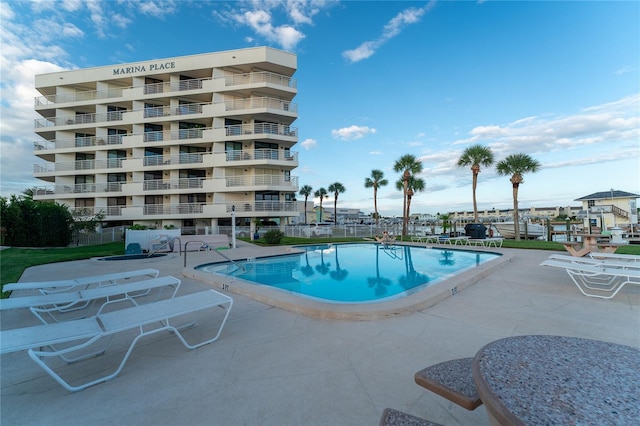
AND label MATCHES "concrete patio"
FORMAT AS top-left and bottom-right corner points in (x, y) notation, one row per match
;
(1, 243), (639, 425)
